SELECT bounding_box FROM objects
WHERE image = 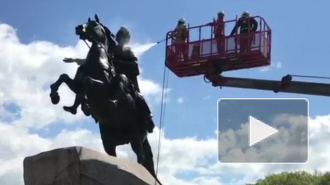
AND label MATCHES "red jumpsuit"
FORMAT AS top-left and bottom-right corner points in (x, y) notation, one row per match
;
(213, 18), (225, 55)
